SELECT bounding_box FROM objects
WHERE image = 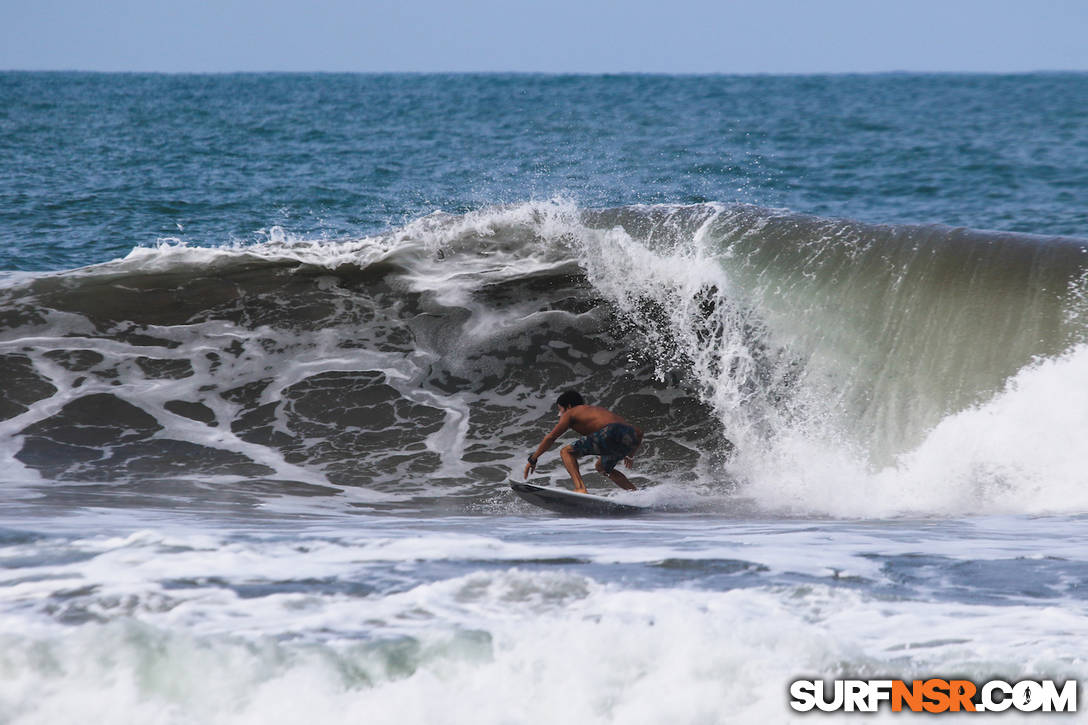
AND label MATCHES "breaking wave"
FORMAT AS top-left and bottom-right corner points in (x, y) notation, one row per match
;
(2, 201), (1087, 516)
